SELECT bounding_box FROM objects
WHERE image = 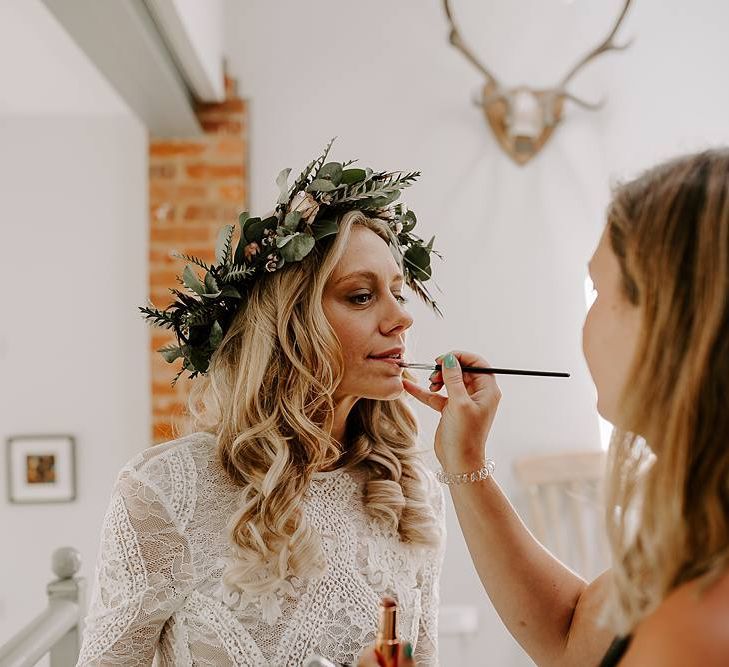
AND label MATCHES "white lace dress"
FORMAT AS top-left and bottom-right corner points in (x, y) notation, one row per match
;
(78, 432), (445, 666)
